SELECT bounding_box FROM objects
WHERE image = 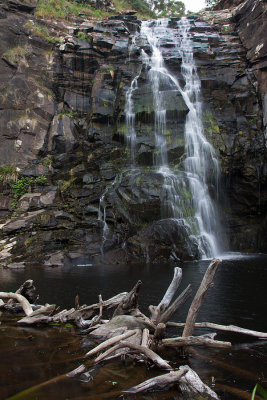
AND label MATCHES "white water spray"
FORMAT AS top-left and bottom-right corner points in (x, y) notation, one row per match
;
(138, 17), (223, 258)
